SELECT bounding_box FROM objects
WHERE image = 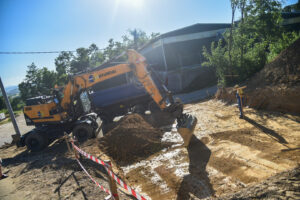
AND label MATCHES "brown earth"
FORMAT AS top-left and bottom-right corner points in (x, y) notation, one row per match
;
(0, 139), (134, 200)
(98, 114), (171, 166)
(0, 100), (299, 199)
(112, 100), (300, 199)
(219, 166), (300, 200)
(216, 38), (300, 114)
